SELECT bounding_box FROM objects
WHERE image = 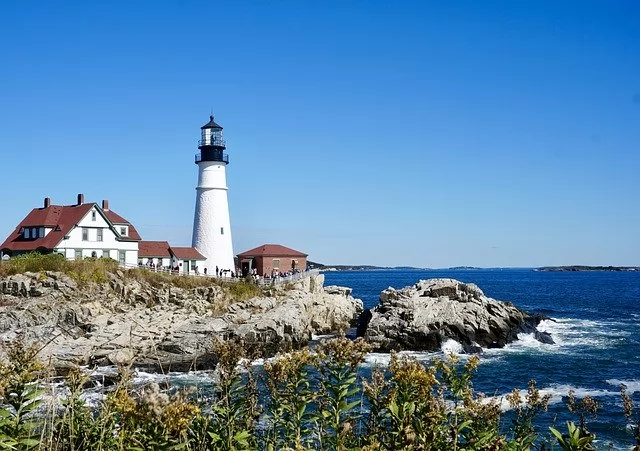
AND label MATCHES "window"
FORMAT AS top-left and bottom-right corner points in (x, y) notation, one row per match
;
(97, 229), (103, 242)
(24, 228), (30, 239)
(118, 251), (126, 264)
(102, 249), (110, 258)
(82, 228), (89, 241)
(39, 227), (45, 238)
(75, 249), (82, 260)
(91, 211), (96, 221)
(31, 228), (37, 238)
(120, 227), (127, 236)
(273, 259), (280, 269)
(221, 227), (224, 235)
